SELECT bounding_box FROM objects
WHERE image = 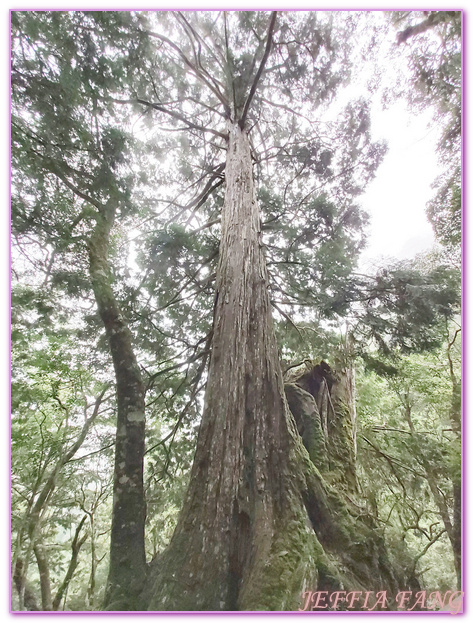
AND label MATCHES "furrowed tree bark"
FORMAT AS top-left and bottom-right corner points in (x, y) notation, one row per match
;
(88, 204), (147, 610)
(141, 122), (323, 611)
(140, 124), (414, 611)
